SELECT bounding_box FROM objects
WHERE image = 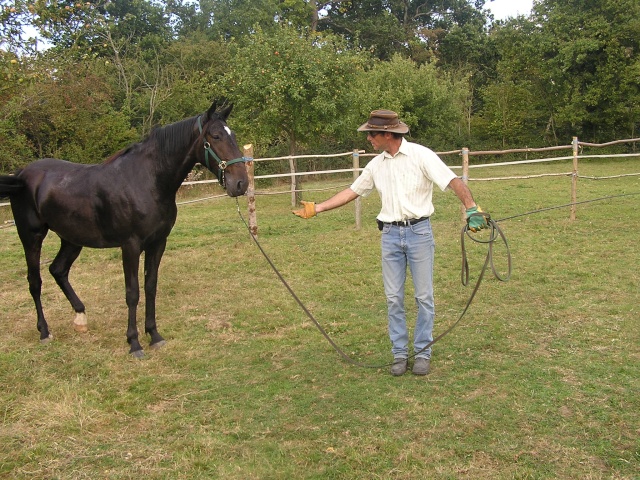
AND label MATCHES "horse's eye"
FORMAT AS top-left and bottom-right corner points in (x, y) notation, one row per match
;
(212, 134), (221, 141)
